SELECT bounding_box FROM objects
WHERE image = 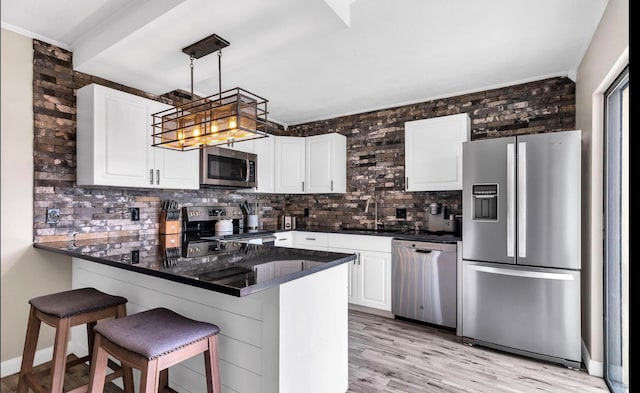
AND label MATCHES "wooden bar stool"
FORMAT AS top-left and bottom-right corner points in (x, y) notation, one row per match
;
(88, 307), (222, 393)
(17, 287), (130, 393)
